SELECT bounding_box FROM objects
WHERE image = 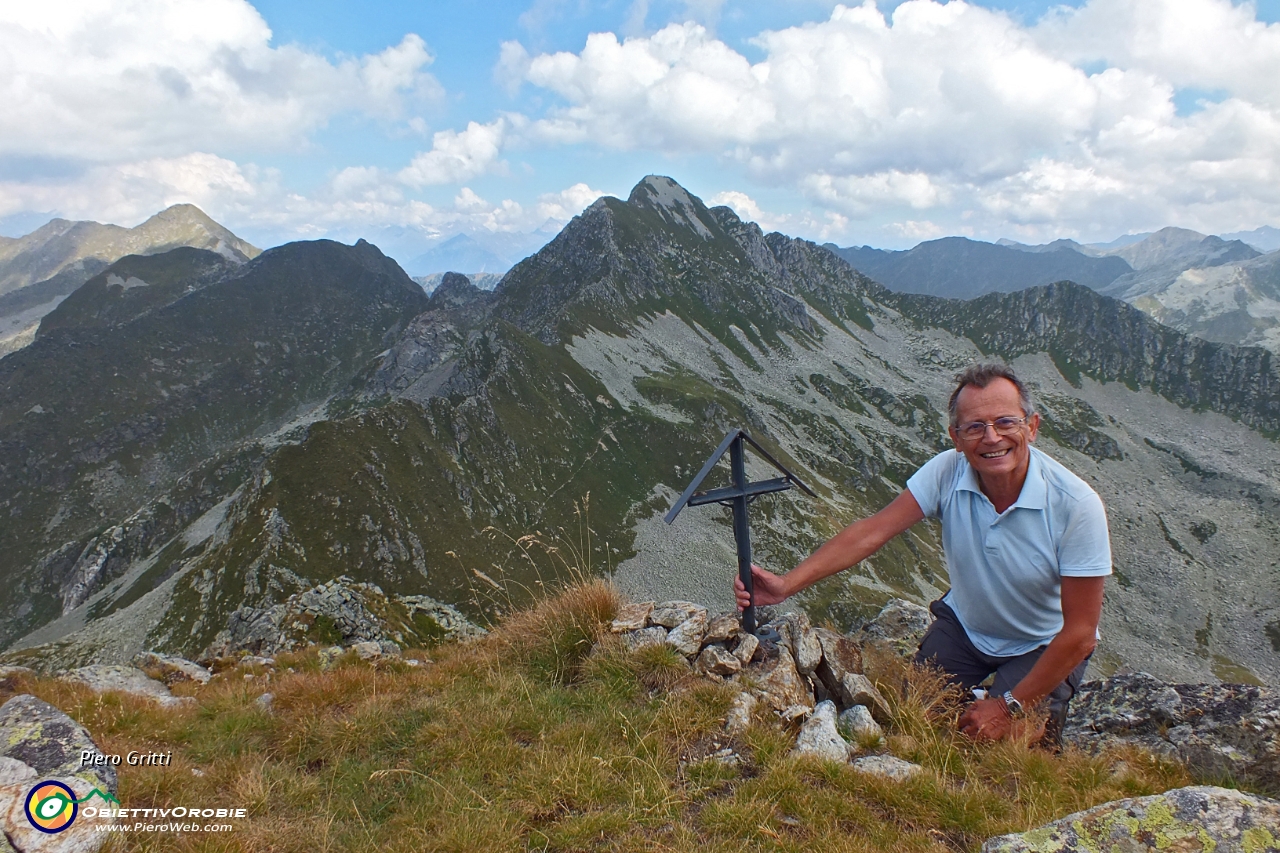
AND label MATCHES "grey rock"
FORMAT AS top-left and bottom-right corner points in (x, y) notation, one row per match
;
(622, 626), (668, 652)
(351, 641), (383, 661)
(769, 612), (822, 675)
(666, 610), (708, 657)
(317, 645), (345, 669)
(861, 598), (932, 653)
(132, 651), (212, 685)
(703, 613), (741, 645)
(839, 673), (892, 723)
(731, 631), (759, 665)
(696, 645), (742, 676)
(725, 692), (756, 736)
(814, 627), (864, 700)
(792, 700), (850, 762)
(1065, 673), (1280, 791)
(838, 705), (883, 743)
(648, 601), (707, 629)
(64, 665), (191, 707)
(747, 647), (813, 713)
(780, 704), (811, 723)
(0, 666), (33, 679)
(981, 785), (1280, 852)
(610, 601), (654, 633)
(255, 692), (274, 710)
(208, 577), (482, 658)
(851, 755), (923, 781)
